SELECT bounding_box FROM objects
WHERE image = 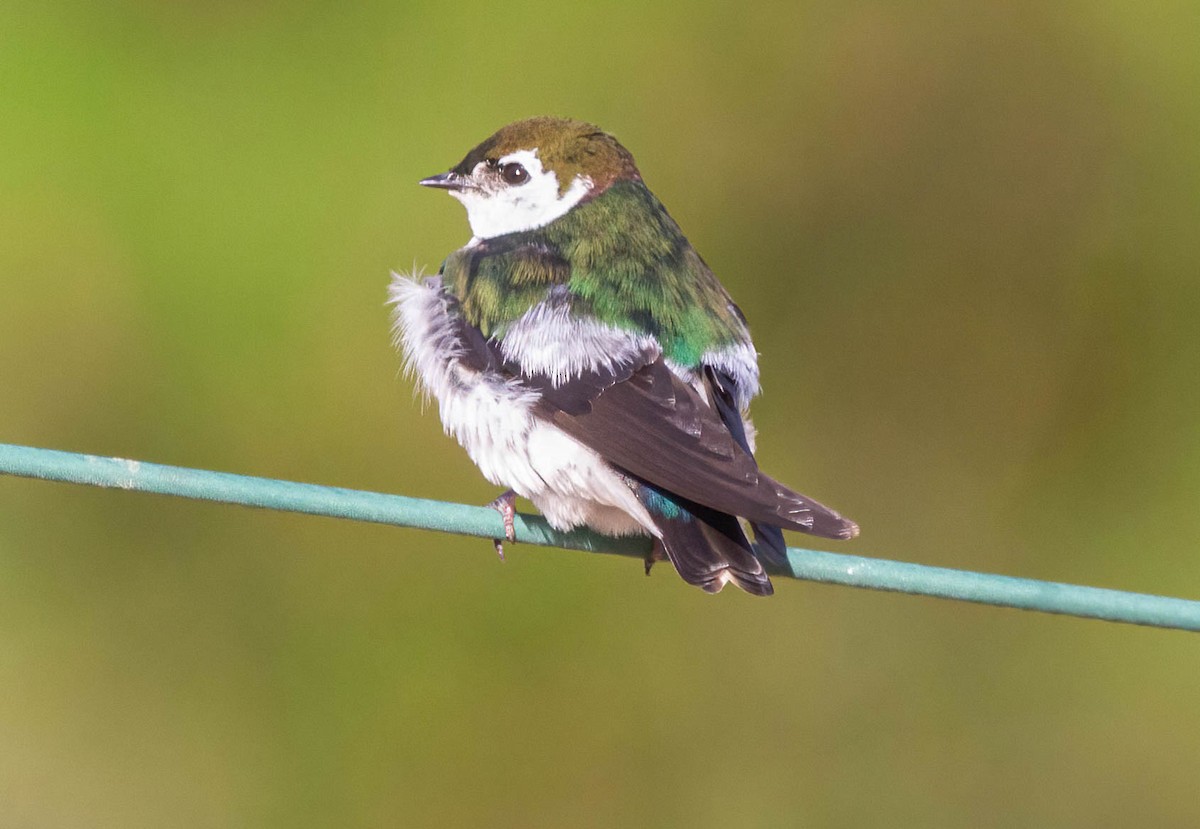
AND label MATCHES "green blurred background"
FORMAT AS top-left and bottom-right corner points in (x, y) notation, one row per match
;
(3, 0), (1199, 825)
